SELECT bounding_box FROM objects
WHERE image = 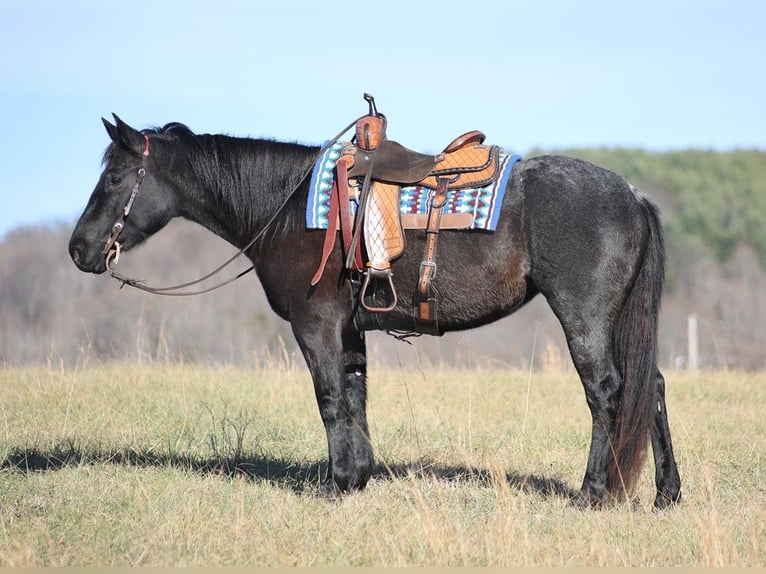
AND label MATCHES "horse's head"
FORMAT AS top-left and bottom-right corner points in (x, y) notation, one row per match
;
(69, 115), (176, 274)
